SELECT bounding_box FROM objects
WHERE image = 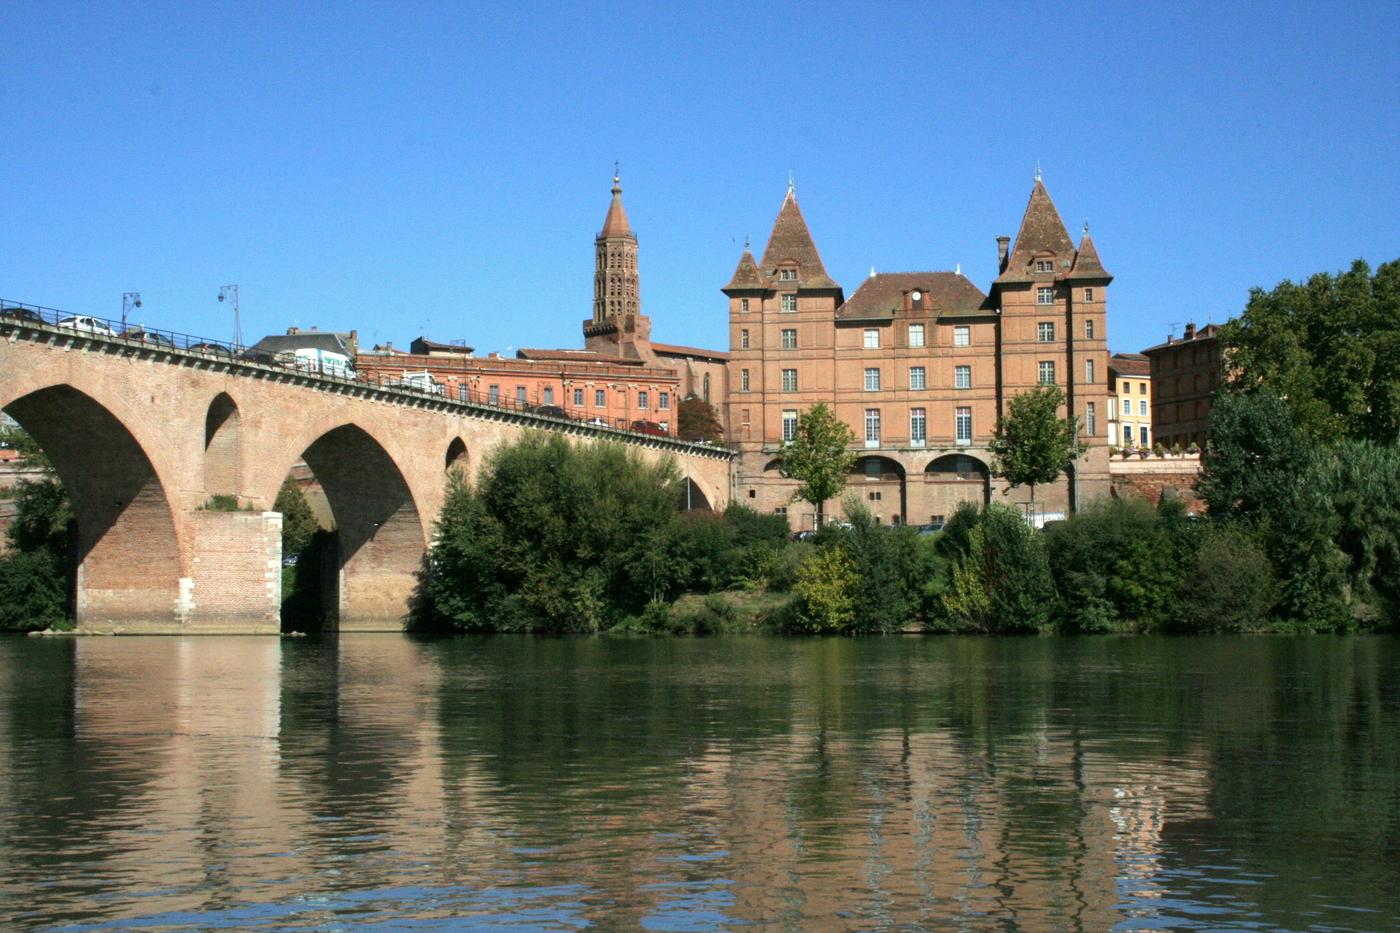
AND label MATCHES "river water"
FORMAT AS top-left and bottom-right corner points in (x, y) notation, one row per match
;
(0, 635), (1396, 931)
